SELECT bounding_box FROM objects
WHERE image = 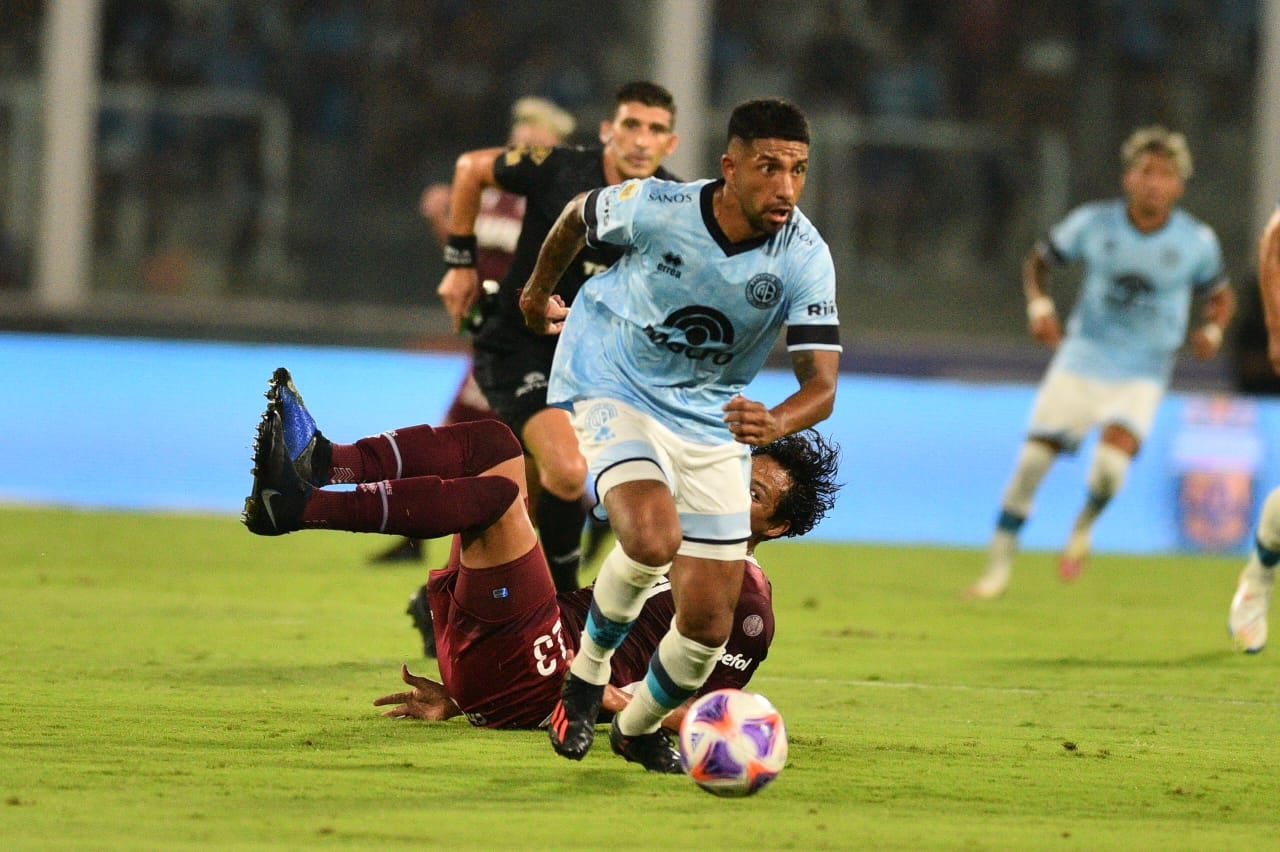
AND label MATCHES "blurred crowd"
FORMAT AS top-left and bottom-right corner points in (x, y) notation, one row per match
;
(0, 0), (1262, 341)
